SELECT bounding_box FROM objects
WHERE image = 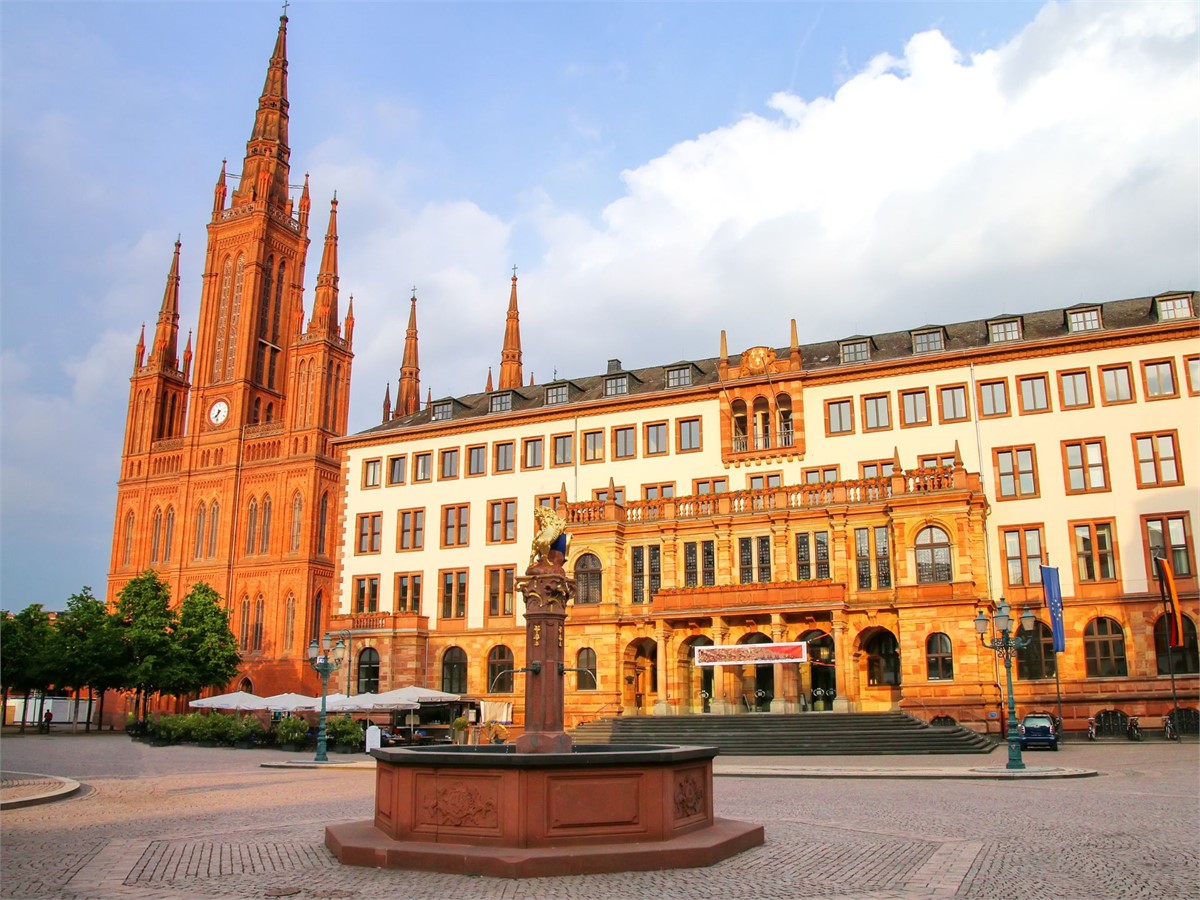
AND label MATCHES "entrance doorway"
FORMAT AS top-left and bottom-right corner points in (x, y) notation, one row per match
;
(799, 629), (835, 710)
(679, 635), (714, 713)
(738, 633), (774, 711)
